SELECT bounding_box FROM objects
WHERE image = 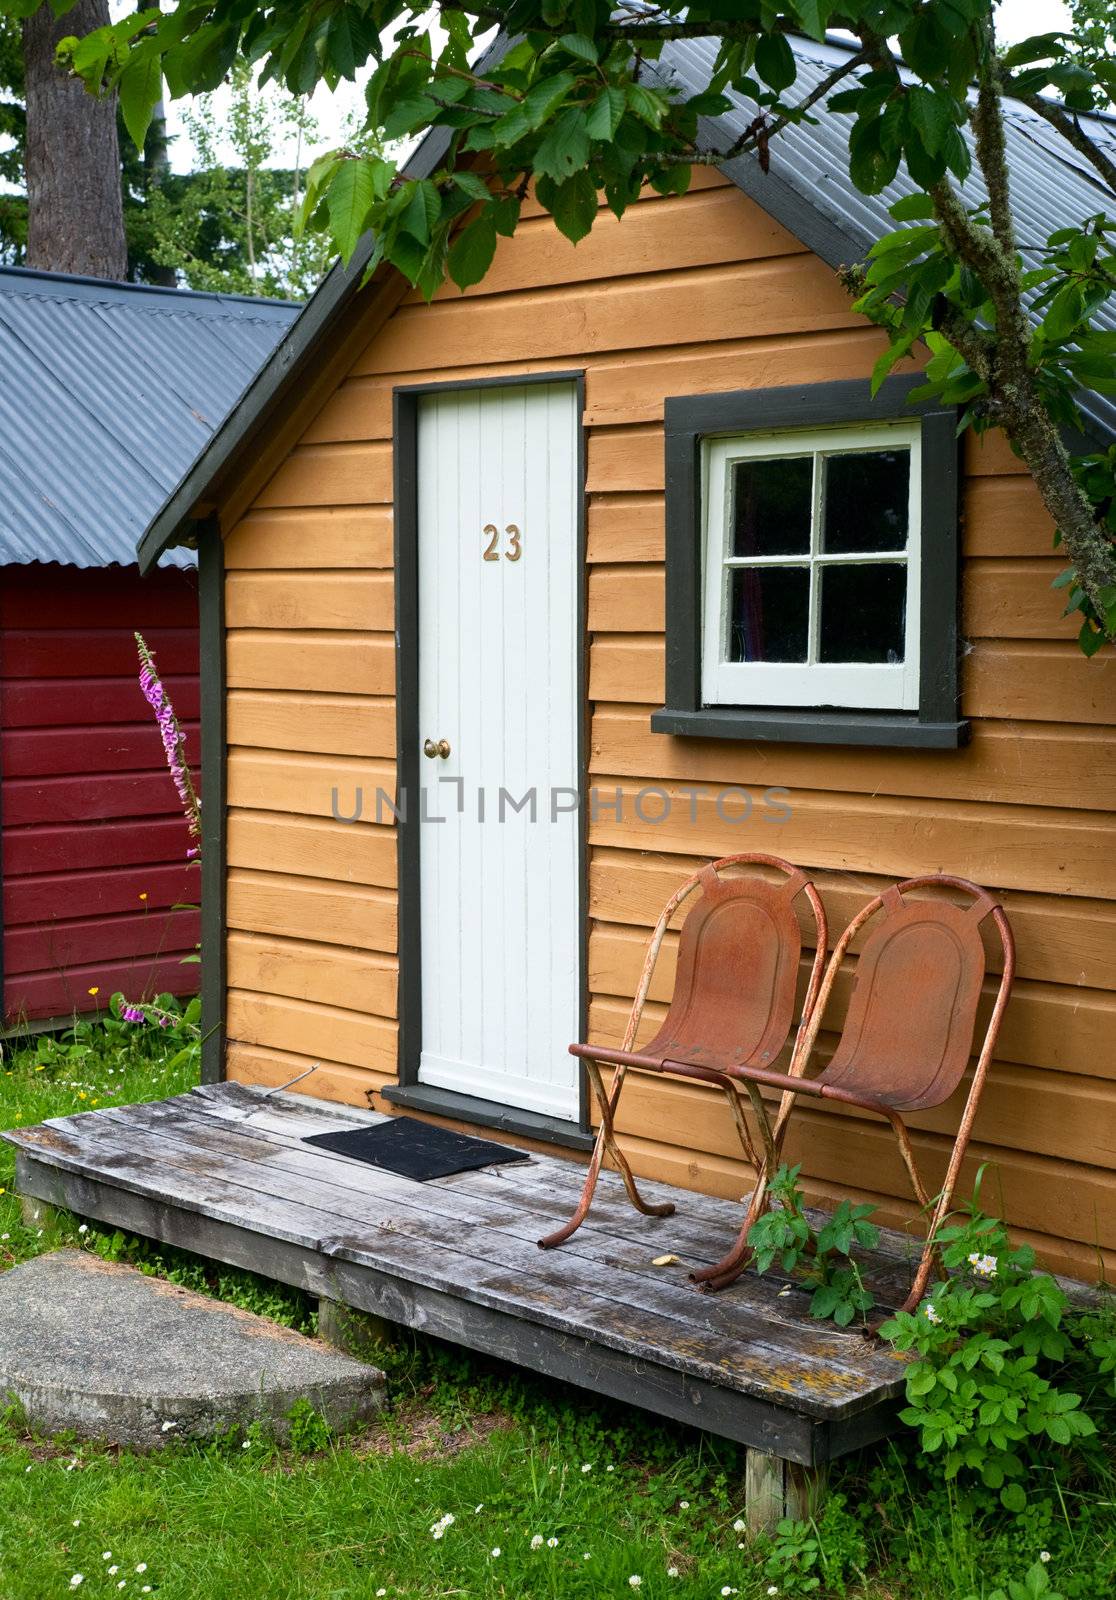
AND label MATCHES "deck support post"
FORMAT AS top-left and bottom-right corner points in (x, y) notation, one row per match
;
(318, 1297), (396, 1363)
(744, 1450), (826, 1534)
(20, 1193), (60, 1230)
